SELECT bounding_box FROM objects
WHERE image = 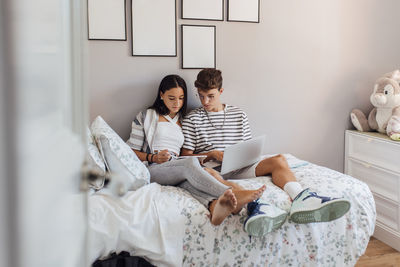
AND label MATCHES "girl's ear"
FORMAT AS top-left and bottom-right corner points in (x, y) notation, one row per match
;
(160, 92), (164, 100)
